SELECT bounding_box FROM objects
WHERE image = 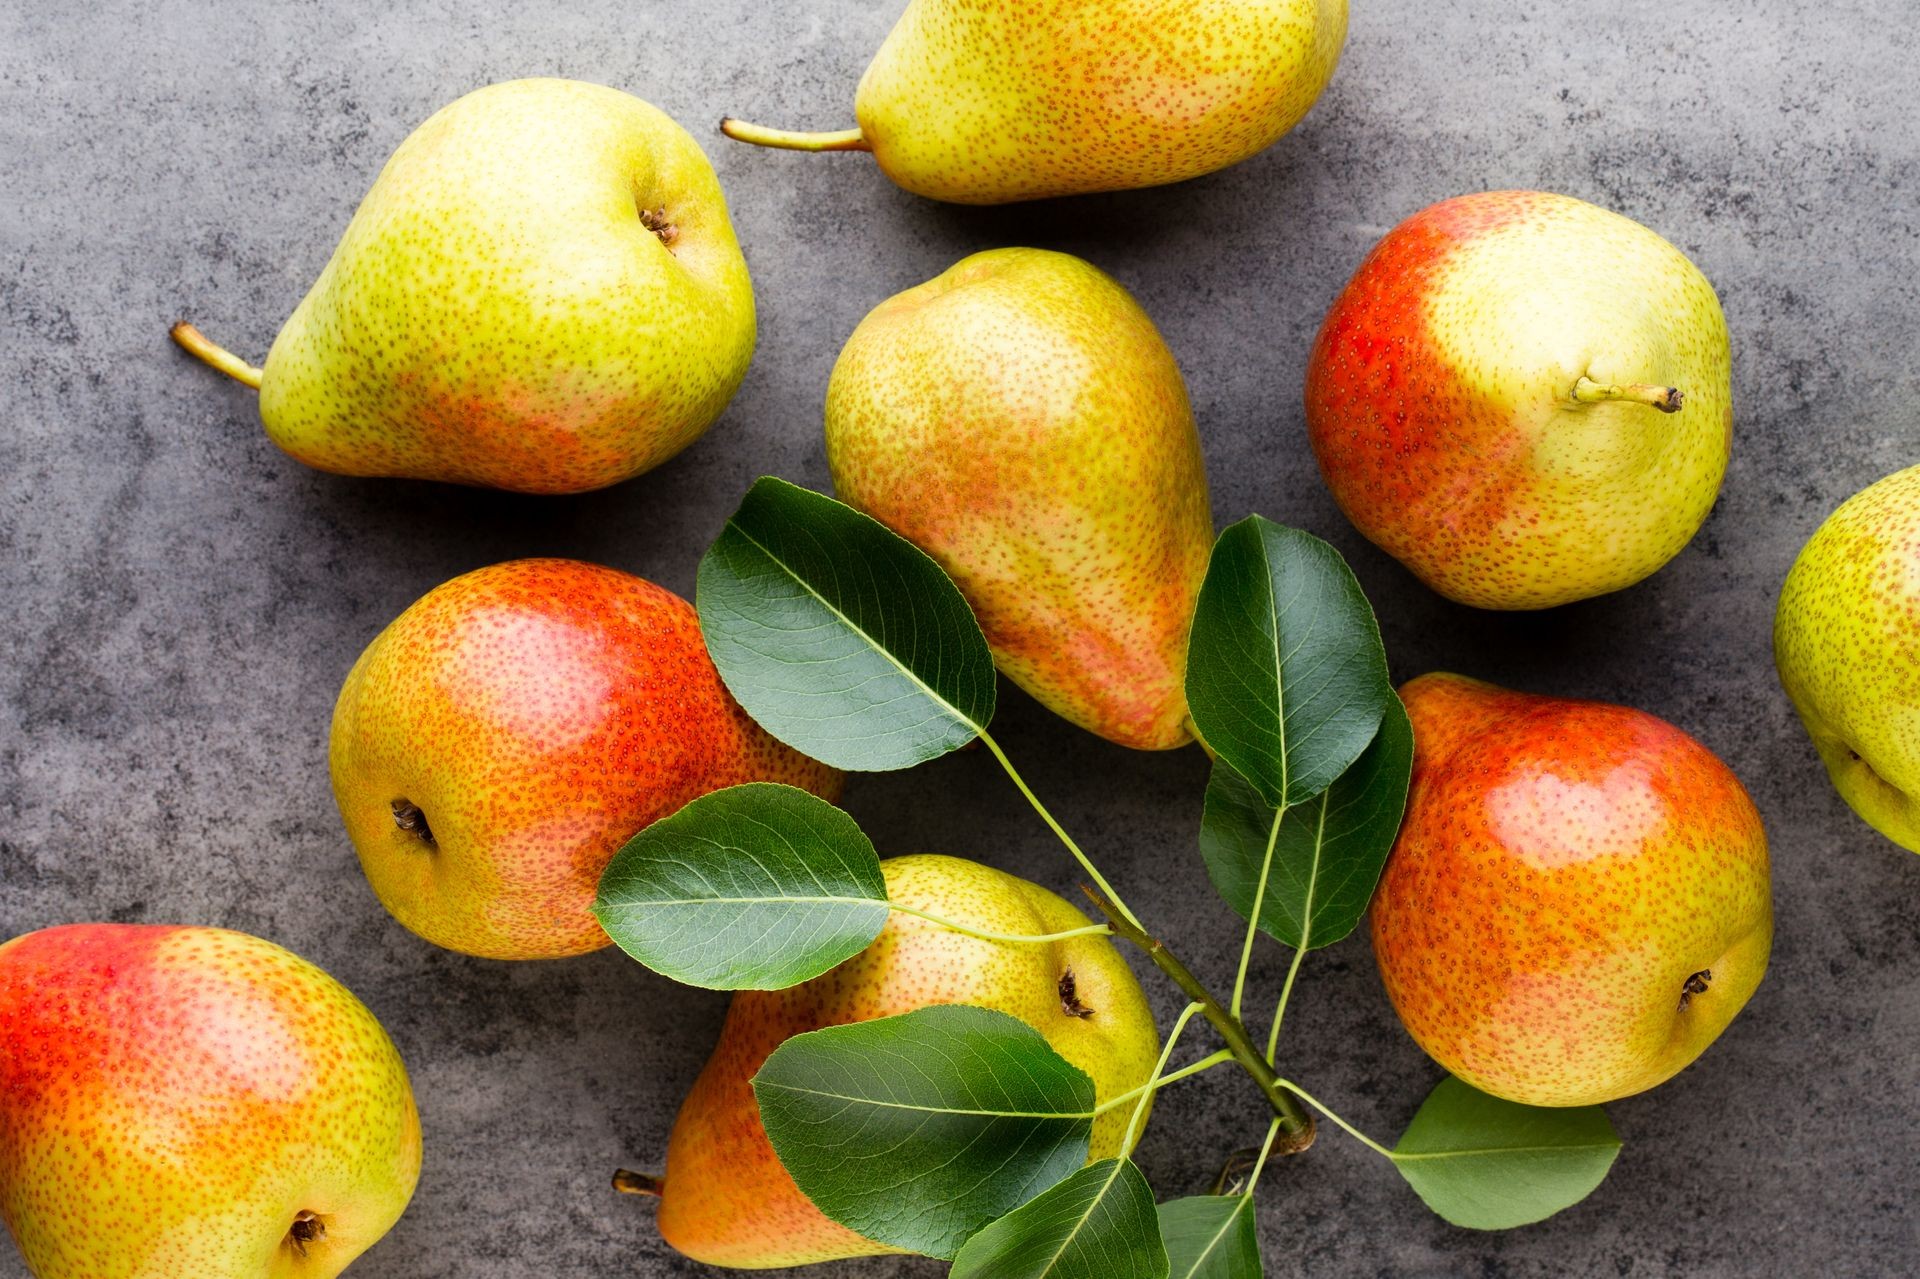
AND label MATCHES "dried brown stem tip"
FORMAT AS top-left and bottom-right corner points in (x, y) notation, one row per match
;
(612, 1169), (666, 1198)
